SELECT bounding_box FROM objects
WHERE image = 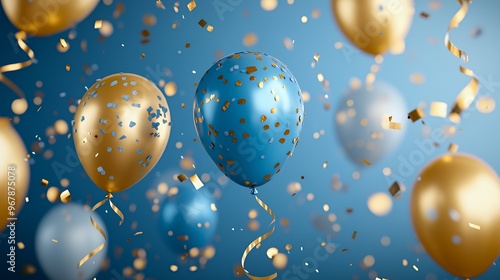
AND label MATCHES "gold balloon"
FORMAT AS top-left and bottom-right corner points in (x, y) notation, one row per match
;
(0, 118), (30, 231)
(332, 0), (414, 55)
(1, 0), (99, 37)
(411, 153), (500, 278)
(73, 73), (171, 193)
